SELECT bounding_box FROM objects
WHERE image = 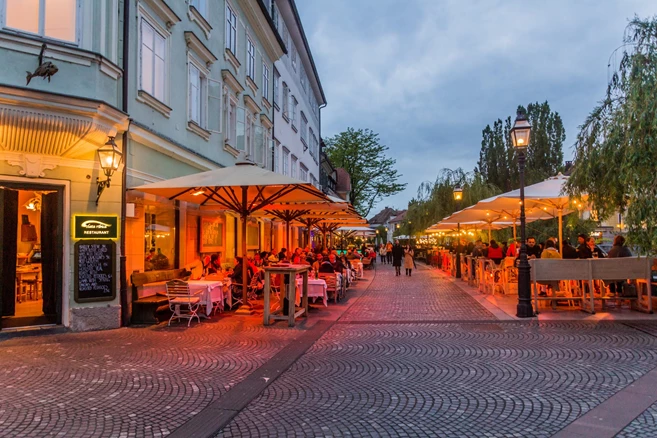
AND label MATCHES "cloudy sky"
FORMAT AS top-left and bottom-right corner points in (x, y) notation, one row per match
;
(296, 0), (655, 216)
